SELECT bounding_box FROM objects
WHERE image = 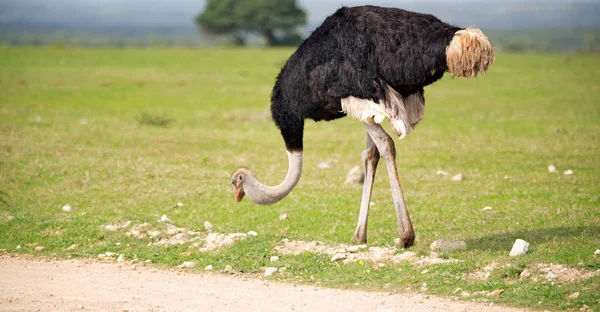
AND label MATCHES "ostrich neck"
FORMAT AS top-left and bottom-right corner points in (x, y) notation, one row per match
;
(244, 150), (302, 205)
